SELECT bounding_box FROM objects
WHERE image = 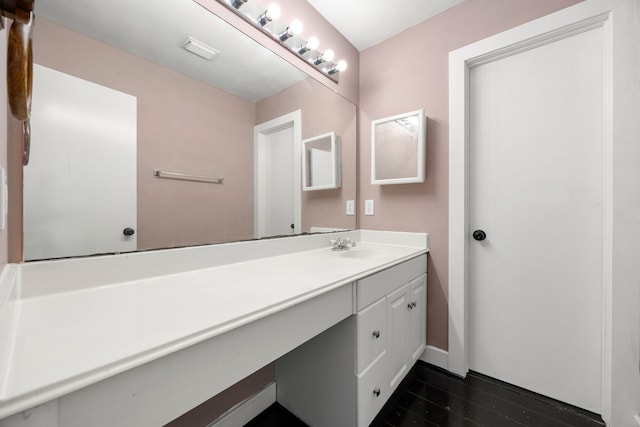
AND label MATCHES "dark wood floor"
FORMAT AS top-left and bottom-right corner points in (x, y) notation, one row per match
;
(245, 361), (605, 427)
